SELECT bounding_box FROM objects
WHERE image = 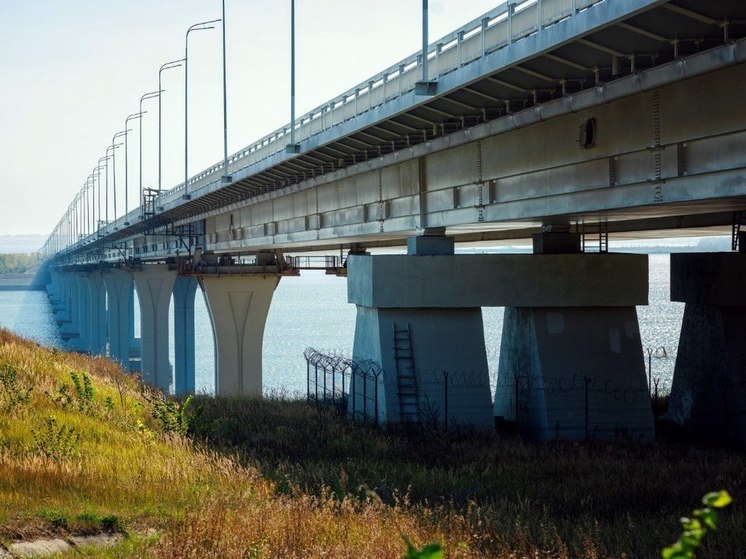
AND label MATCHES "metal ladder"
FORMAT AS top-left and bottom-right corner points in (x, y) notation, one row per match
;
(579, 220), (608, 253)
(393, 323), (419, 423)
(732, 211), (742, 251)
